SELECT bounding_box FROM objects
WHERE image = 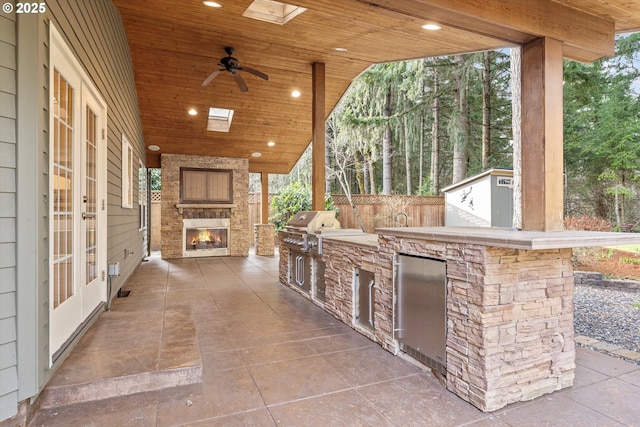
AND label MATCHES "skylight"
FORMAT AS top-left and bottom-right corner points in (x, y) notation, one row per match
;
(207, 107), (234, 132)
(242, 0), (307, 25)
